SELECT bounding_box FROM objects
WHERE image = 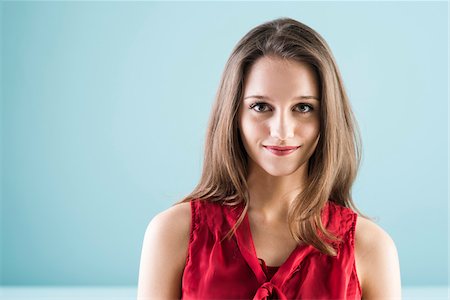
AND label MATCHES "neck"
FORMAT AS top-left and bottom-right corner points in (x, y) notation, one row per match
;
(246, 163), (308, 222)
